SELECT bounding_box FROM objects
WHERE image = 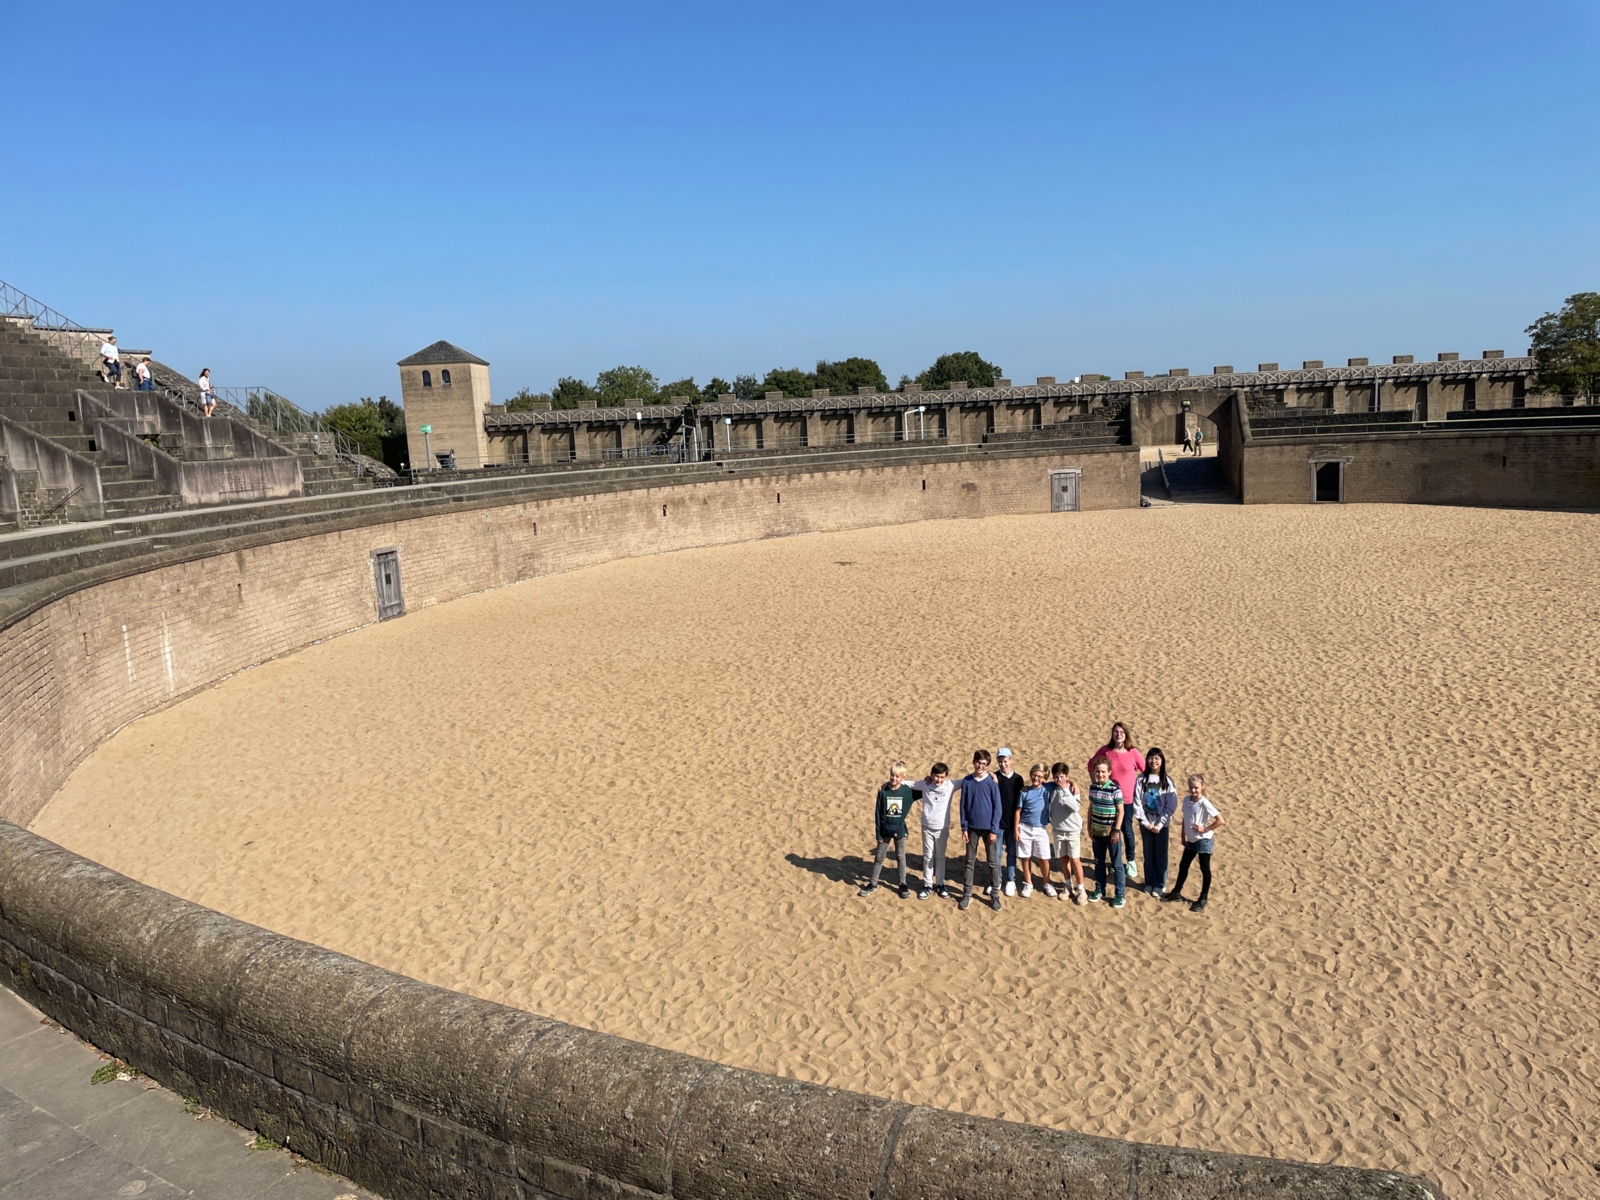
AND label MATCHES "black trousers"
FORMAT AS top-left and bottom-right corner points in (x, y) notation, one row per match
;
(1168, 844), (1212, 900)
(1140, 826), (1170, 891)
